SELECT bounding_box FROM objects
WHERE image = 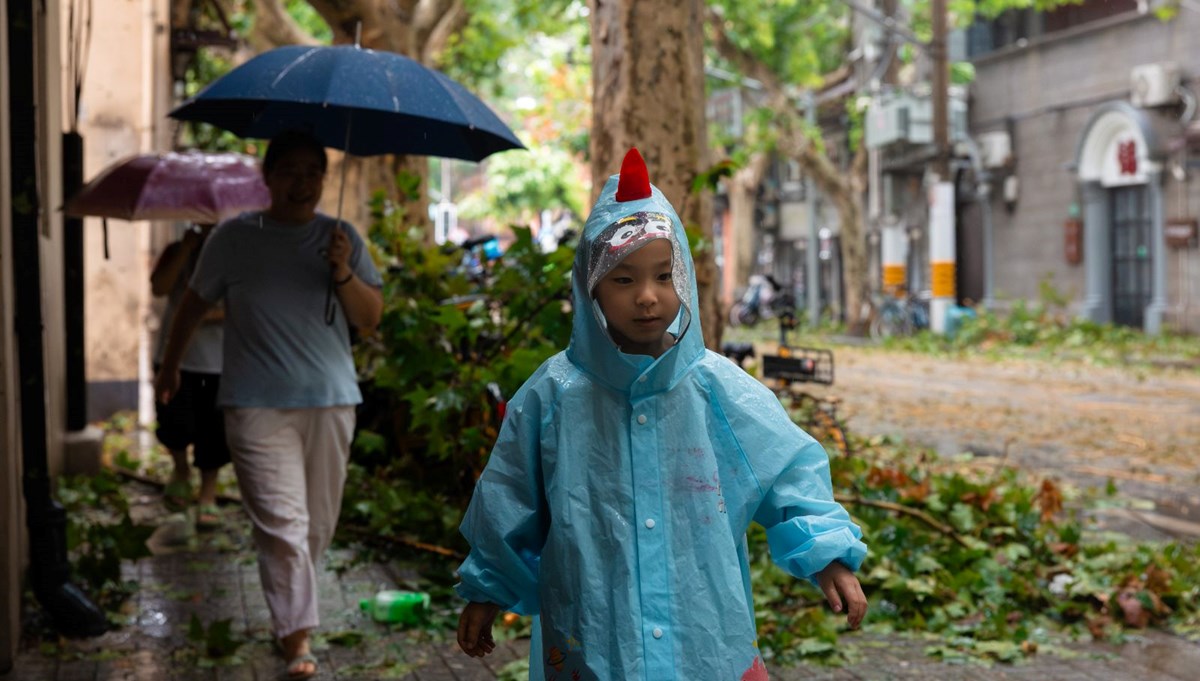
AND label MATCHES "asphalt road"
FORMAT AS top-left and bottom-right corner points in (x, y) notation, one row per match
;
(804, 346), (1200, 541)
